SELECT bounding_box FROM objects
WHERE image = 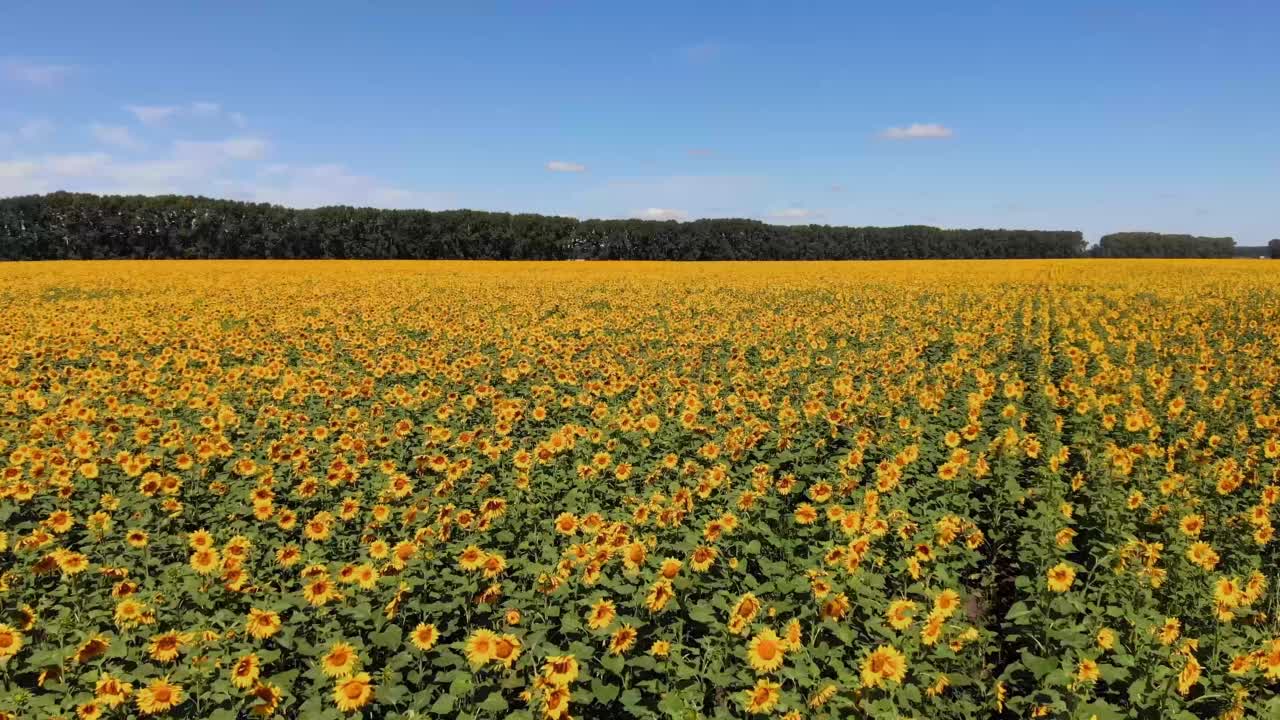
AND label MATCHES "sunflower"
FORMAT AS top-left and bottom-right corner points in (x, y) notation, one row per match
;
(1186, 541), (1220, 571)
(1046, 563), (1076, 592)
(126, 529), (149, 548)
(921, 613), (944, 646)
(95, 674), (133, 707)
(0, 624), (23, 659)
(861, 645), (909, 688)
(321, 642), (359, 678)
(587, 598), (616, 630)
(190, 549), (220, 575)
(188, 529), (214, 550)
(57, 551), (90, 575)
(1213, 576), (1243, 608)
(303, 577), (339, 606)
(645, 579), (674, 613)
(689, 546), (717, 572)
(76, 700), (103, 720)
(622, 541), (646, 571)
(553, 513), (578, 535)
(465, 629), (499, 666)
(410, 623), (439, 651)
(493, 633), (523, 668)
(231, 653), (261, 689)
(1177, 656), (1201, 696)
(73, 634), (110, 664)
(544, 655), (579, 686)
(543, 685), (571, 719)
(649, 640), (671, 657)
(147, 631), (186, 663)
(784, 619), (803, 649)
(609, 625), (637, 655)
(743, 678), (781, 714)
(1076, 658), (1099, 684)
(249, 682), (283, 717)
(1097, 628), (1116, 650)
(459, 545), (487, 571)
(746, 628), (786, 674)
(933, 589), (961, 618)
(332, 671), (374, 713)
(135, 677), (183, 715)
(808, 683), (839, 708)
(246, 608), (281, 640)
(886, 599), (917, 630)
